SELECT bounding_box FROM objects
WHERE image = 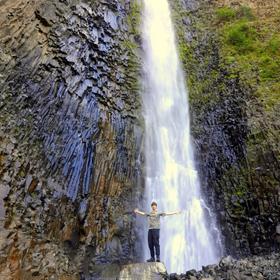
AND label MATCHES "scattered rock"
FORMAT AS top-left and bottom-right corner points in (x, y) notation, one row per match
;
(164, 253), (280, 280)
